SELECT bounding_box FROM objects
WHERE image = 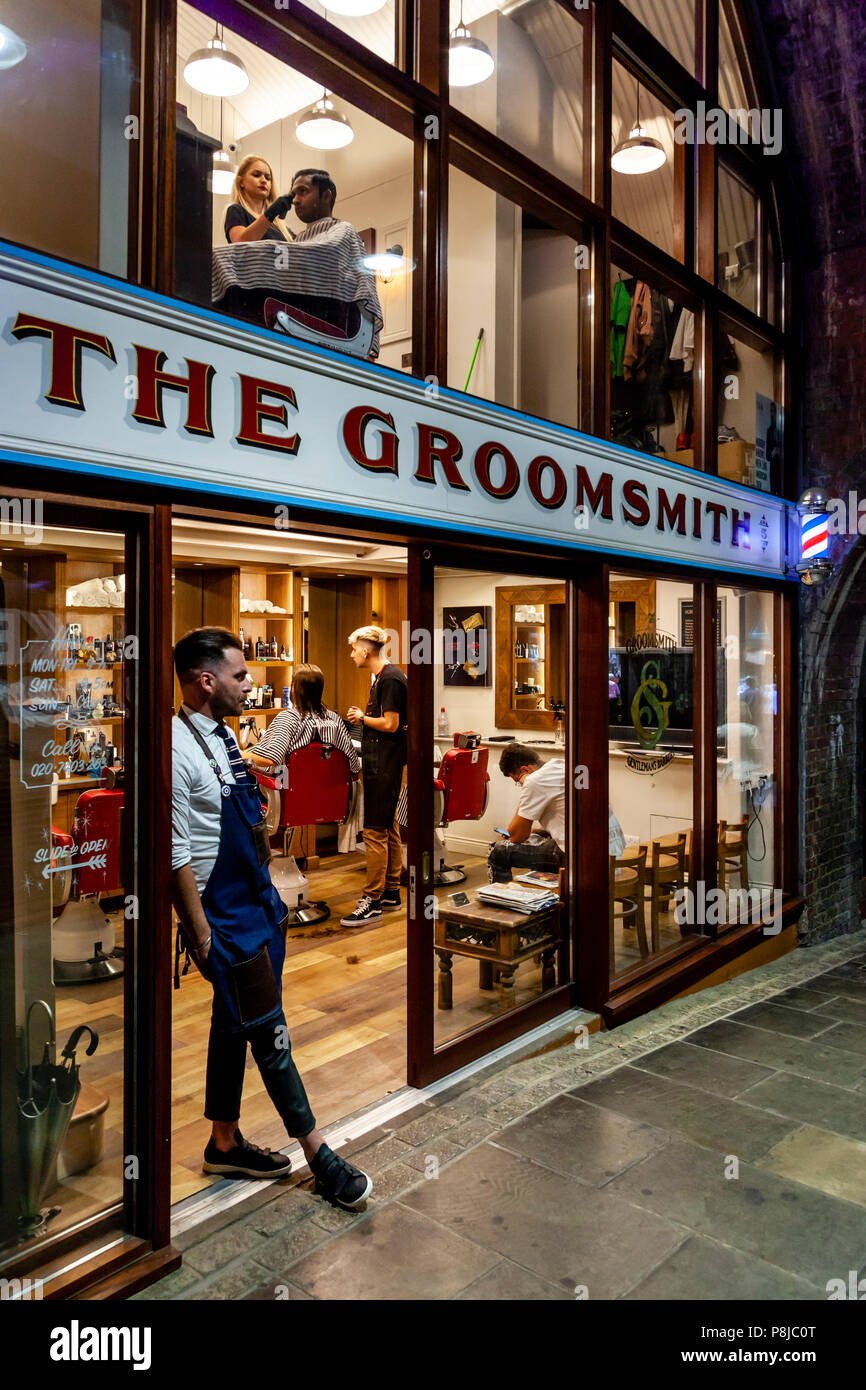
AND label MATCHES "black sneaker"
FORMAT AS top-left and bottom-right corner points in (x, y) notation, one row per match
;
(309, 1143), (372, 1209)
(340, 896), (383, 927)
(379, 889), (401, 910)
(203, 1130), (292, 1179)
